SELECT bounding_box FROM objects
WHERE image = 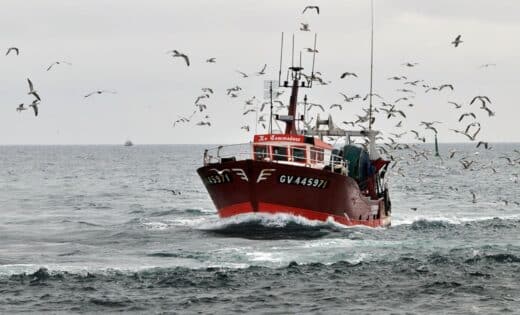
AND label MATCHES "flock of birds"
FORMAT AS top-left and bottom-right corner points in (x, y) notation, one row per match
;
(6, 47), (119, 117)
(167, 6), (495, 155)
(6, 4), (518, 205)
(166, 4), (517, 206)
